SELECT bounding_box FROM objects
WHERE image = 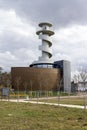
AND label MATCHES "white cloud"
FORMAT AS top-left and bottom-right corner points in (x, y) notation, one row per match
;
(53, 24), (87, 71)
(0, 9), (39, 71)
(0, 3), (87, 74)
(0, 51), (16, 71)
(0, 9), (35, 37)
